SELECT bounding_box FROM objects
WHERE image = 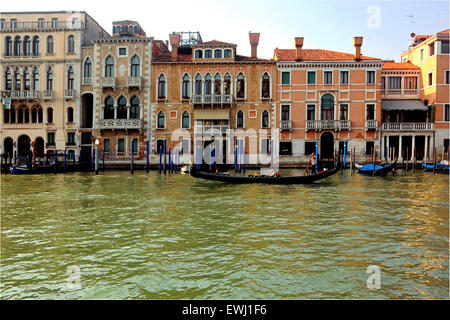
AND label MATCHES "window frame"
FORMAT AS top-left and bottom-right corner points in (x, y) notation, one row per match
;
(323, 70), (333, 85)
(281, 71), (291, 85)
(366, 70), (376, 84)
(181, 111), (190, 129)
(157, 111), (166, 129)
(340, 70), (349, 85)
